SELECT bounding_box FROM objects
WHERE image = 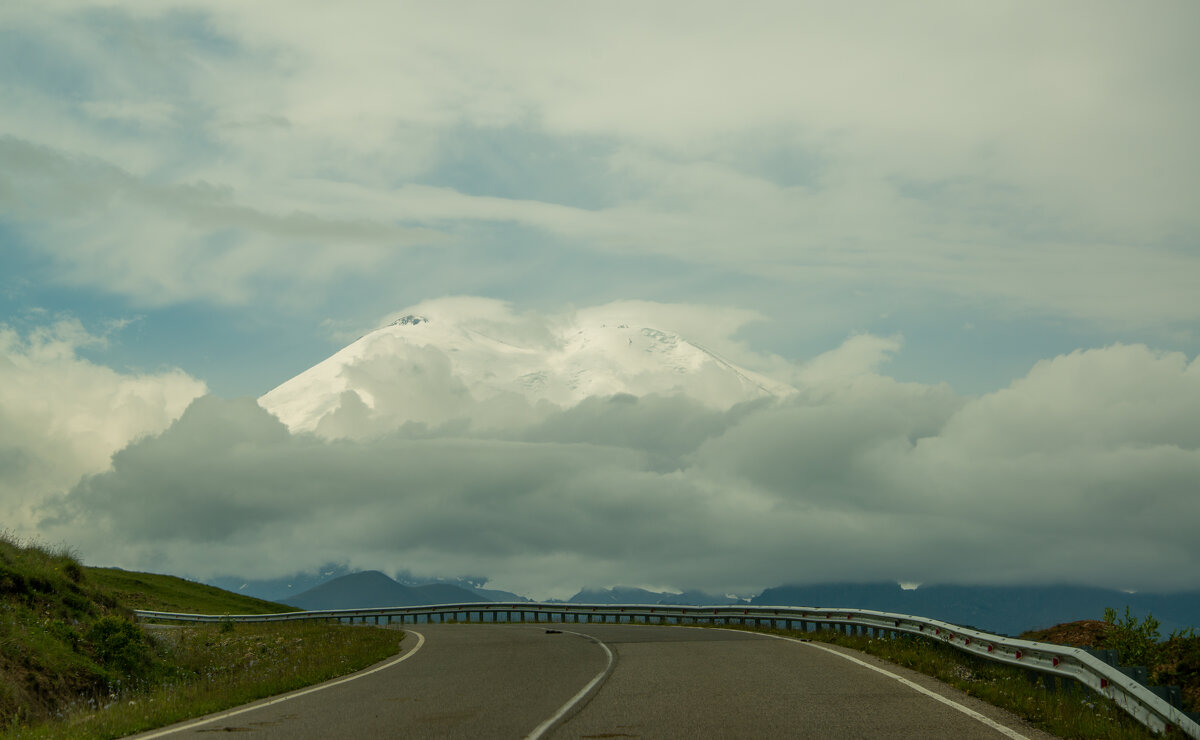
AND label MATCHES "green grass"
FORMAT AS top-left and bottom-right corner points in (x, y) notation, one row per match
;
(718, 623), (1161, 740)
(5, 621), (403, 739)
(82, 567), (298, 615)
(1, 533), (131, 726)
(0, 533), (402, 738)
